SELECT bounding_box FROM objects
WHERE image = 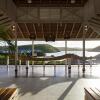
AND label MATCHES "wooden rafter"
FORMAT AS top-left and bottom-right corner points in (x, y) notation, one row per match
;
(70, 23), (75, 37)
(25, 23), (30, 37)
(55, 23), (58, 40)
(89, 31), (94, 38)
(33, 23), (37, 39)
(17, 23), (24, 38)
(95, 34), (100, 38)
(63, 24), (66, 36)
(42, 23), (45, 40)
(76, 24), (82, 38)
